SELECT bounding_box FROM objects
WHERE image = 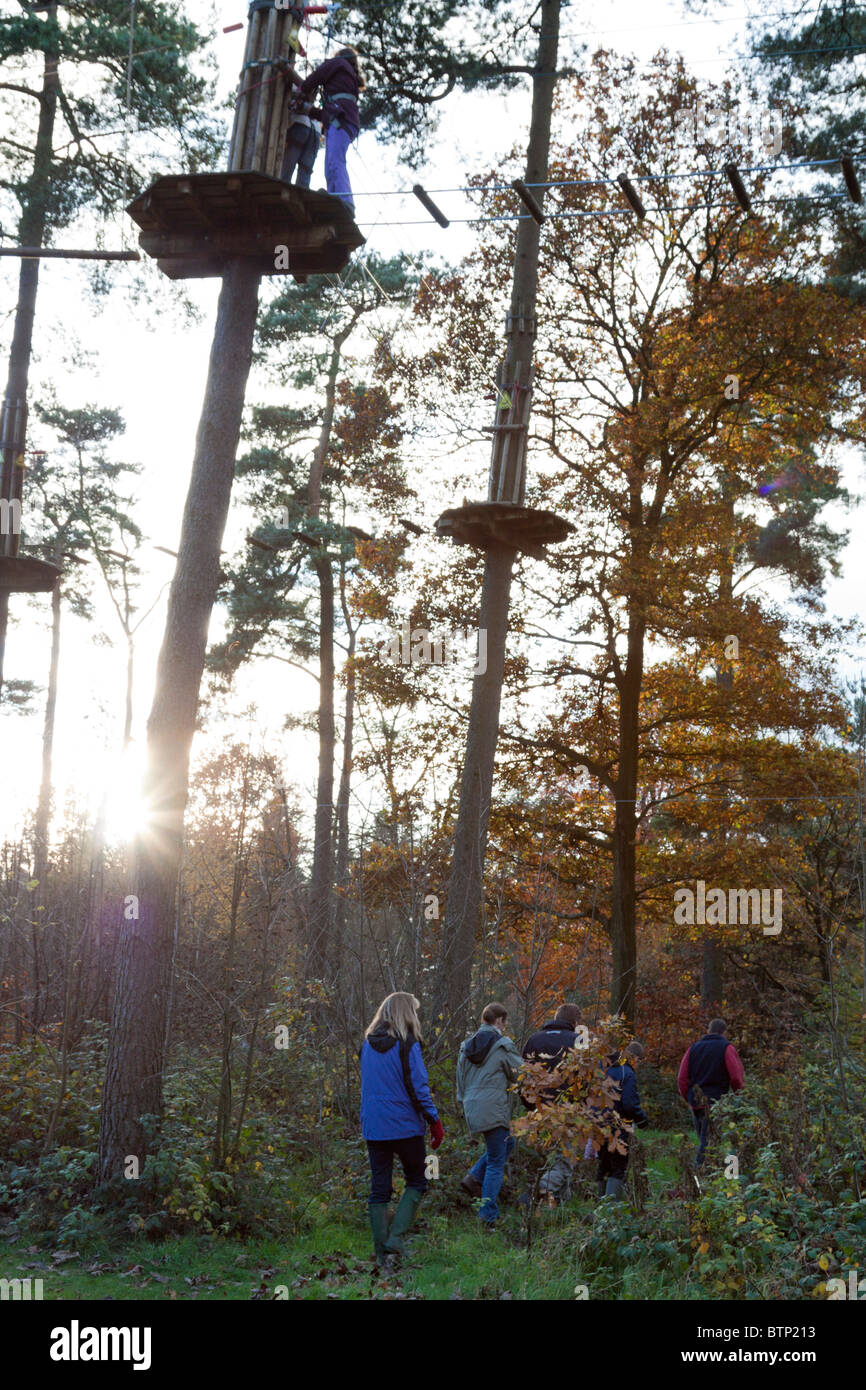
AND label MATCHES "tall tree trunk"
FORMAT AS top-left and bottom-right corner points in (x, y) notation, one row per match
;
(215, 762), (249, 1167)
(700, 937), (724, 1008)
(307, 556), (335, 980)
(435, 548), (515, 1034)
(433, 0), (561, 1044)
(123, 632), (134, 750)
(97, 261), (261, 1183)
(702, 471), (735, 1007)
(332, 597), (356, 977)
(34, 554), (61, 883)
(0, 5), (59, 698)
(301, 327), (351, 980)
(610, 611), (644, 1024)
